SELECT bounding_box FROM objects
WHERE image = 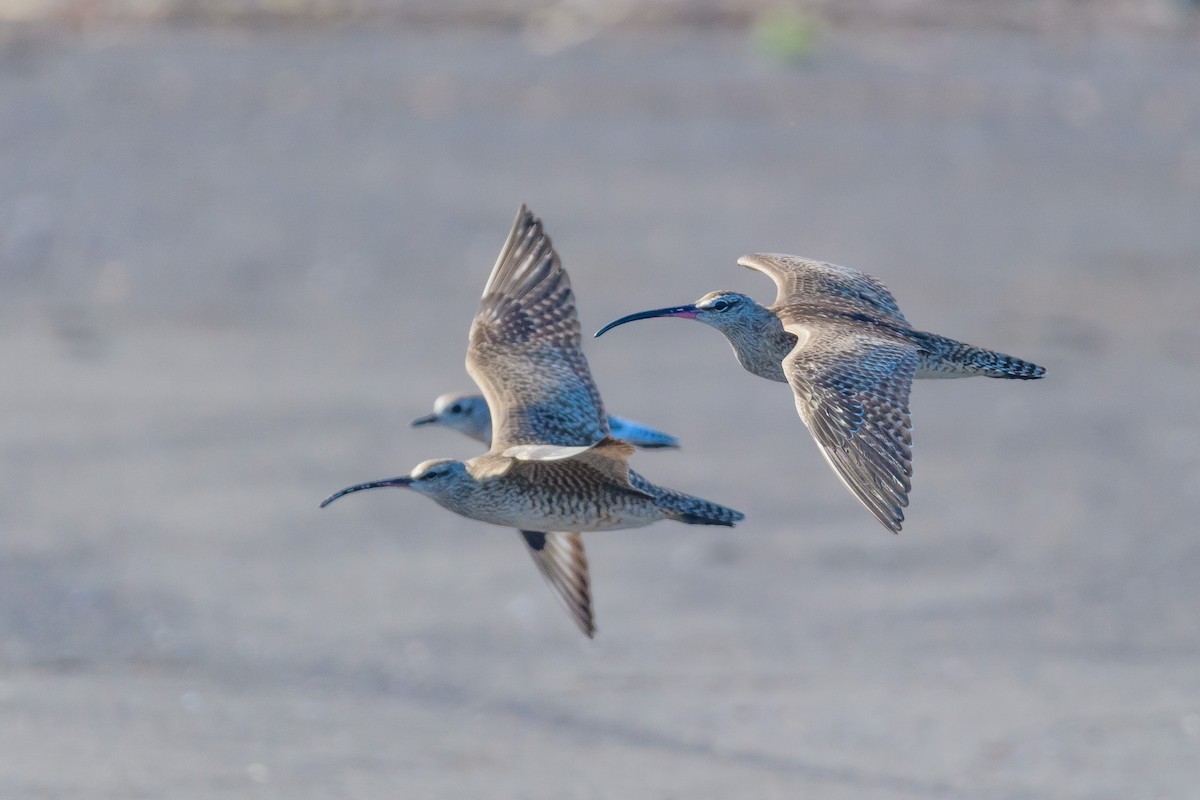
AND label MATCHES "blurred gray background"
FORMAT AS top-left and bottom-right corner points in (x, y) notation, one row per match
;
(2, 1), (1199, 797)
